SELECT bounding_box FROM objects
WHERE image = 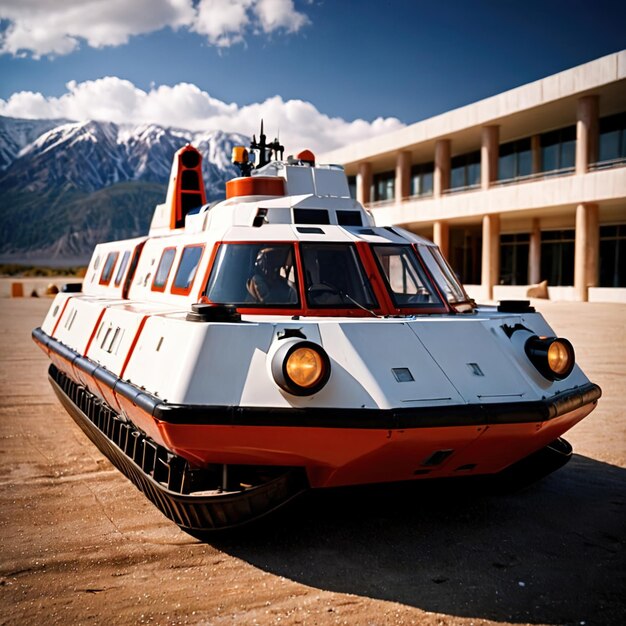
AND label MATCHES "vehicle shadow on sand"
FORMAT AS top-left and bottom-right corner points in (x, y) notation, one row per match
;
(211, 455), (625, 625)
